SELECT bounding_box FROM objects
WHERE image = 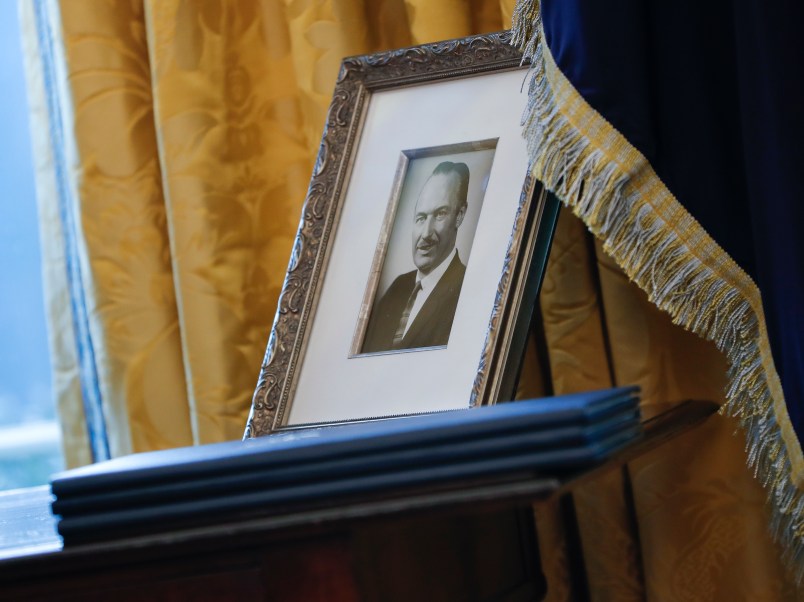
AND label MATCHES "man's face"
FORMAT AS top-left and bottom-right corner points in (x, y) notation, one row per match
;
(412, 173), (466, 275)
